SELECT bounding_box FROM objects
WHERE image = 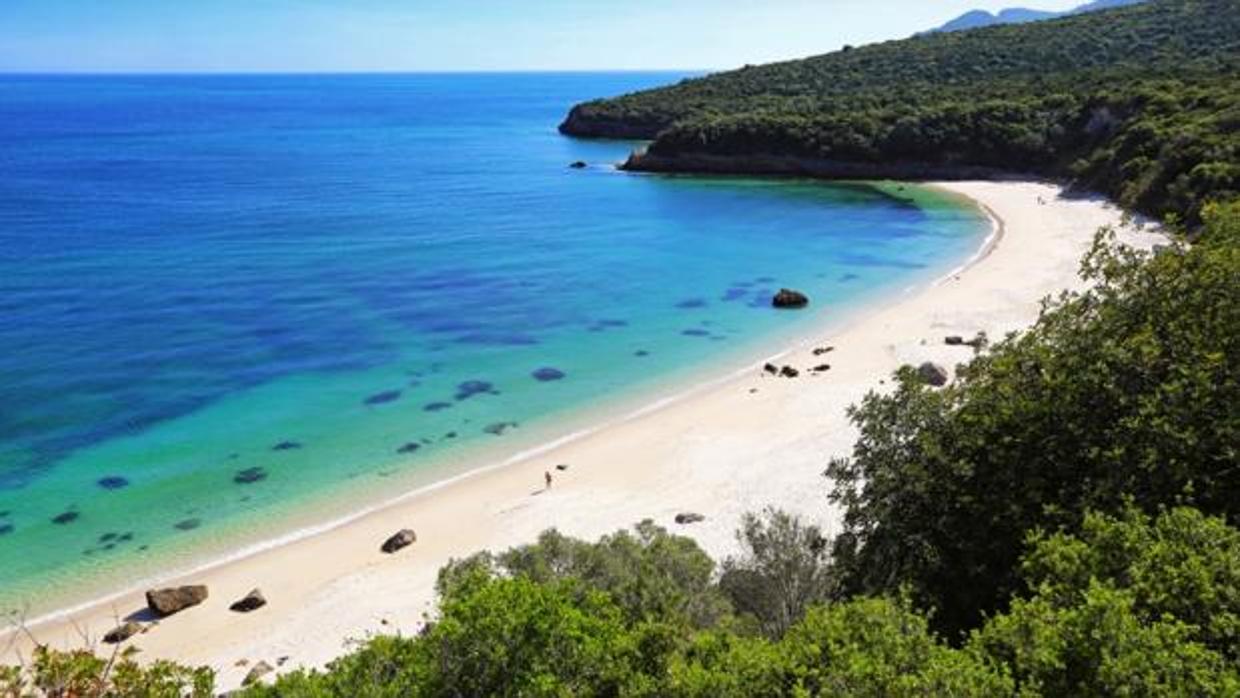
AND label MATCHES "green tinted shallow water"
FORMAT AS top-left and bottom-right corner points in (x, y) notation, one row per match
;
(0, 74), (987, 616)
